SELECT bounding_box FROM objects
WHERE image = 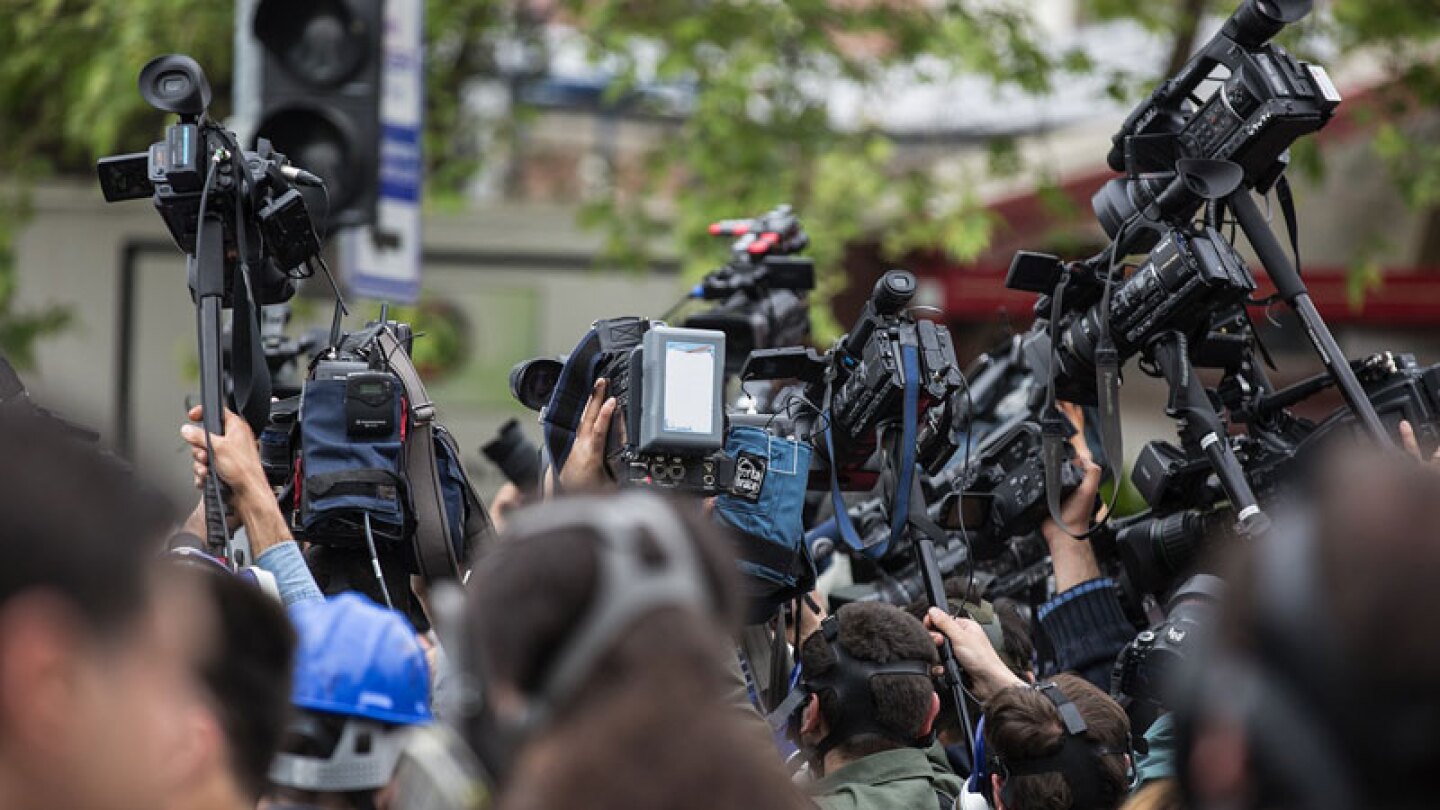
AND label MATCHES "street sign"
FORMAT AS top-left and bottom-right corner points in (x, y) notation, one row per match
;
(345, 0), (424, 303)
